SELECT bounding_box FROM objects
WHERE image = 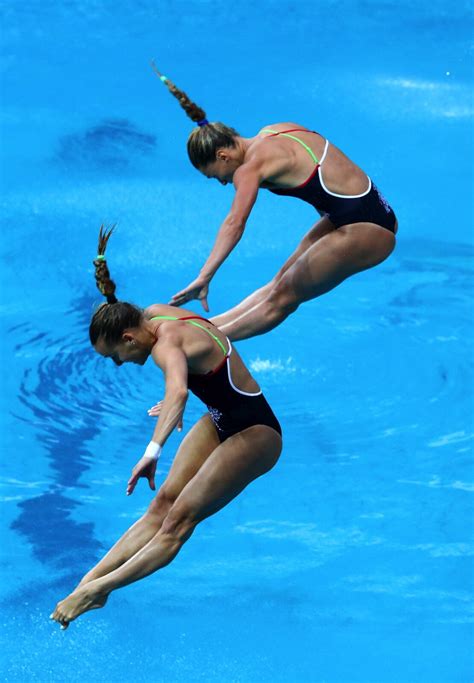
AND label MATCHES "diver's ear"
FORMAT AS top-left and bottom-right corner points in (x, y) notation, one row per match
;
(216, 148), (230, 162)
(122, 332), (136, 345)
